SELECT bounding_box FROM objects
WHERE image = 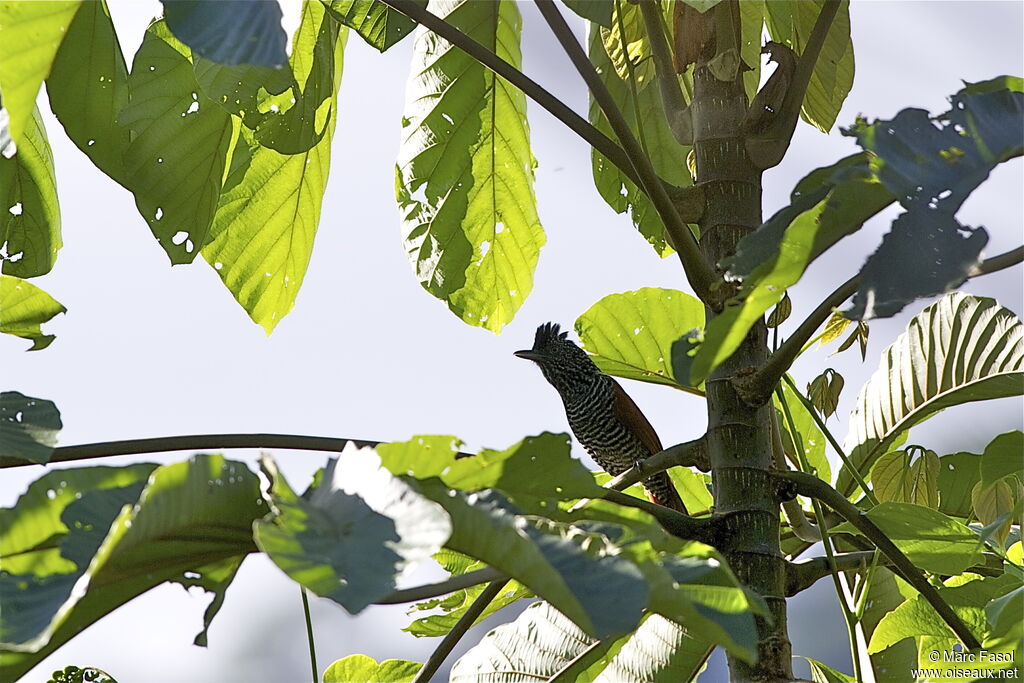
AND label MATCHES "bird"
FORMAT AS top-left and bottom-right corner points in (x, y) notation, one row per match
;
(514, 322), (688, 514)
